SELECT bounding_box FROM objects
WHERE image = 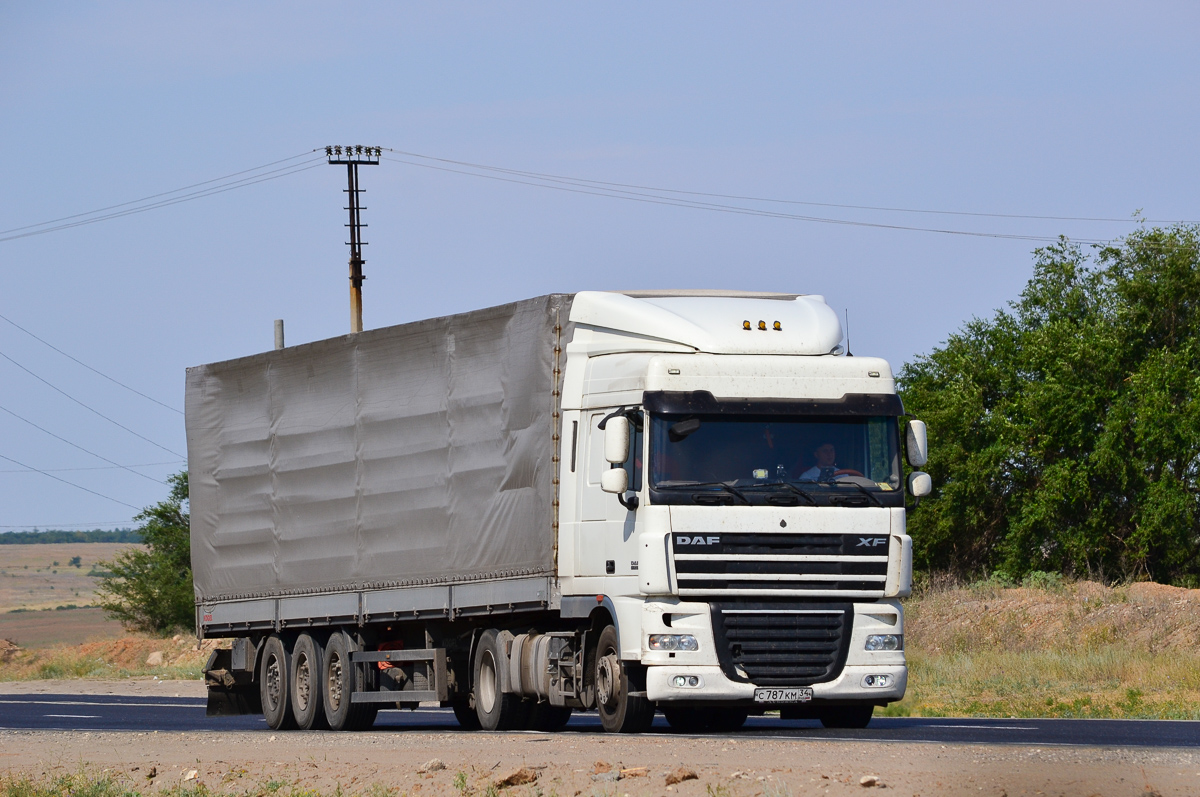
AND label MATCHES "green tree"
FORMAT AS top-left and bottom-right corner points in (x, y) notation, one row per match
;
(899, 226), (1200, 583)
(96, 471), (193, 633)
